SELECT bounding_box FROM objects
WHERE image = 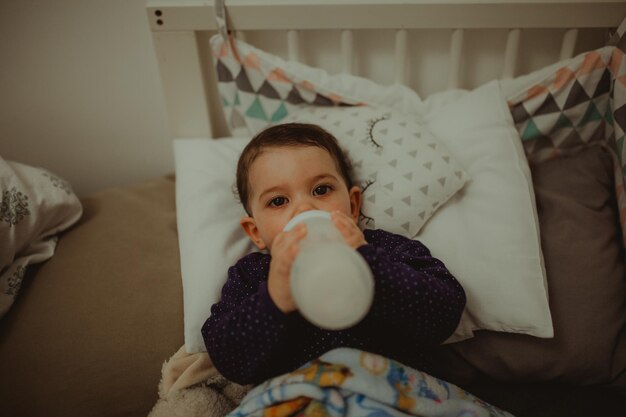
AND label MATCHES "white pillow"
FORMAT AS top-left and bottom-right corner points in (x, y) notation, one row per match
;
(174, 138), (255, 353)
(0, 156), (83, 318)
(418, 80), (552, 341)
(282, 106), (468, 237)
(176, 81), (553, 352)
